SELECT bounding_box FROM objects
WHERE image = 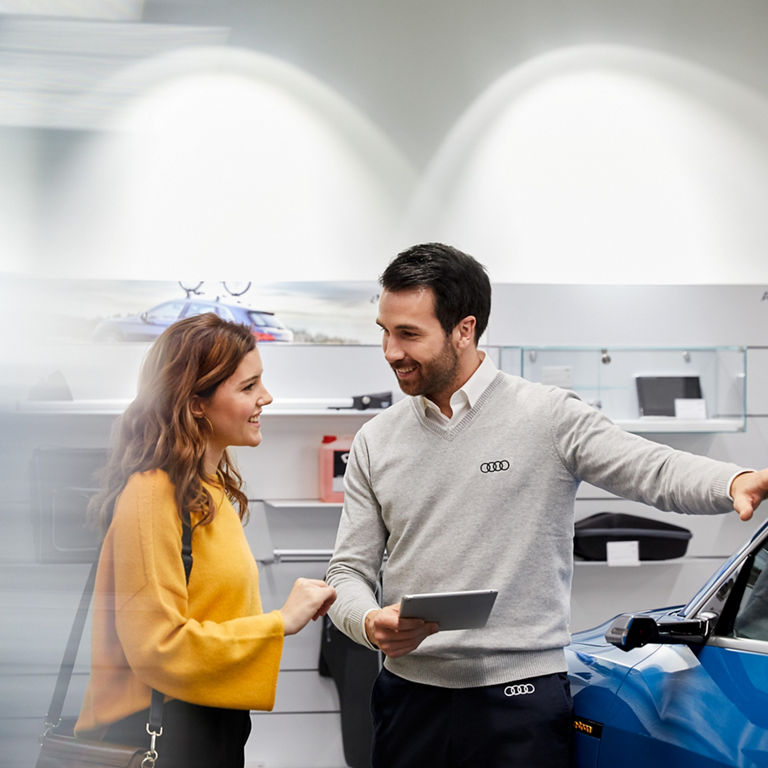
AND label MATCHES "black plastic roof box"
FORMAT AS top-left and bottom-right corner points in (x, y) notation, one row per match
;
(574, 512), (692, 561)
